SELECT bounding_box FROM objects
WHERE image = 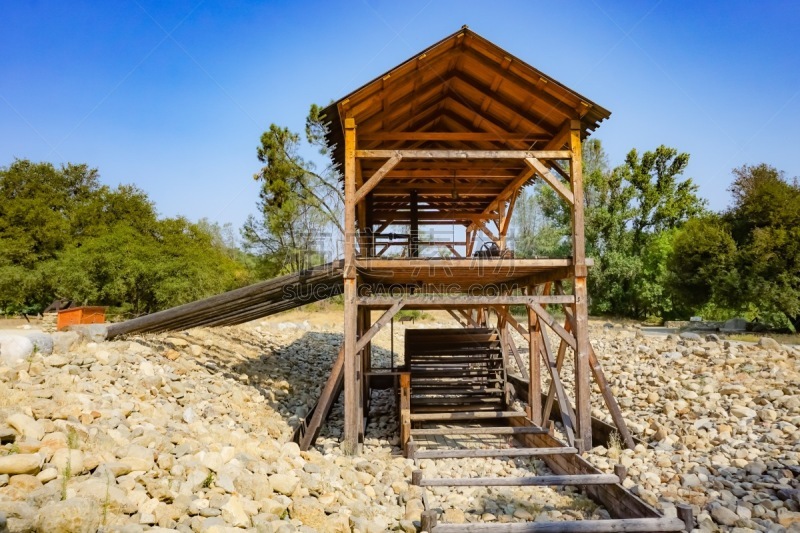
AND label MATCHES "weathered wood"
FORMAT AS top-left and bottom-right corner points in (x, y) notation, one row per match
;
(399, 372), (411, 455)
(537, 313), (576, 446)
(614, 464), (628, 483)
(299, 345), (344, 450)
(355, 301), (403, 353)
(358, 132), (551, 142)
(359, 295), (574, 308)
(510, 418), (663, 520)
(413, 447), (576, 459)
(528, 306), (542, 425)
(528, 302), (577, 349)
(353, 154), (401, 204)
(419, 474), (619, 487)
(526, 157), (575, 205)
(431, 518), (687, 532)
(412, 469), (423, 486)
(343, 117), (360, 455)
(410, 426), (546, 436)
(355, 149), (571, 159)
(543, 318), (570, 423)
(421, 510), (438, 532)
(676, 504), (693, 532)
(569, 120), (592, 452)
(409, 410), (526, 421)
